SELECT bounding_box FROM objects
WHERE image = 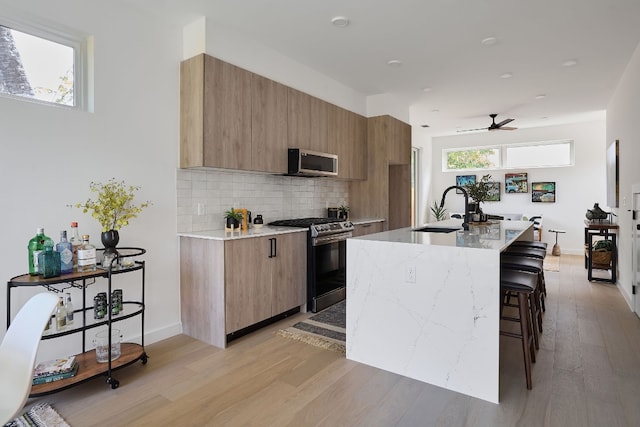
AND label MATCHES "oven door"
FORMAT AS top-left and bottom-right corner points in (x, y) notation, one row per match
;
(308, 232), (350, 312)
